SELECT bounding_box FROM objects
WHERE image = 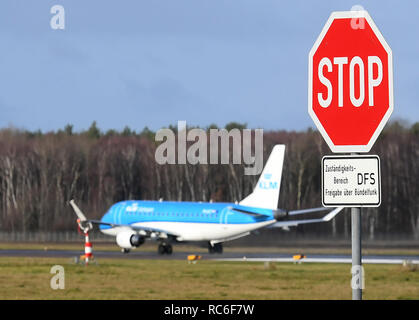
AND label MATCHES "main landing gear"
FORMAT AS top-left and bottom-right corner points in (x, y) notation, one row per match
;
(208, 242), (223, 254)
(158, 242), (173, 255)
